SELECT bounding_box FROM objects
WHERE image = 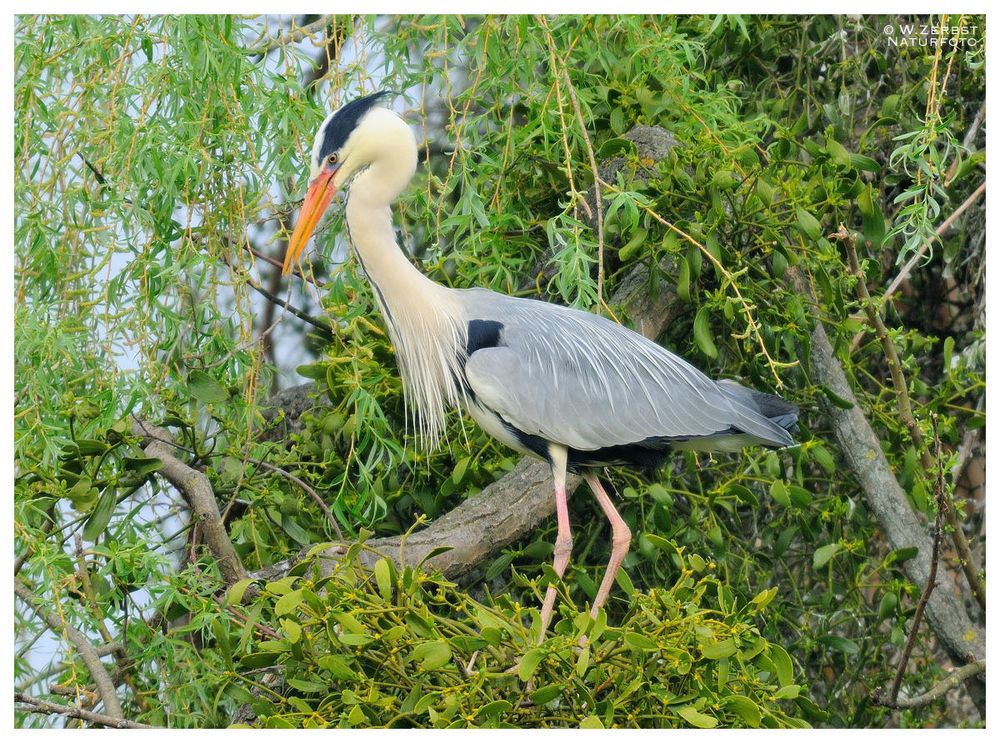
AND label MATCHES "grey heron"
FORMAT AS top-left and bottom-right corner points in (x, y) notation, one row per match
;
(281, 91), (797, 642)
